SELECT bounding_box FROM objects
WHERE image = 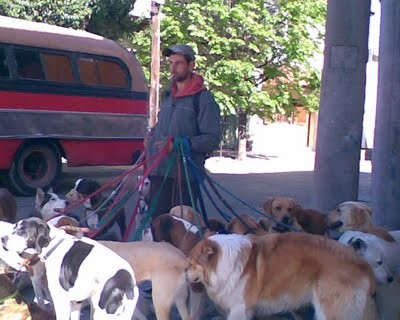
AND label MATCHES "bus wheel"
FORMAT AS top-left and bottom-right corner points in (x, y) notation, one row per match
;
(9, 142), (62, 196)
